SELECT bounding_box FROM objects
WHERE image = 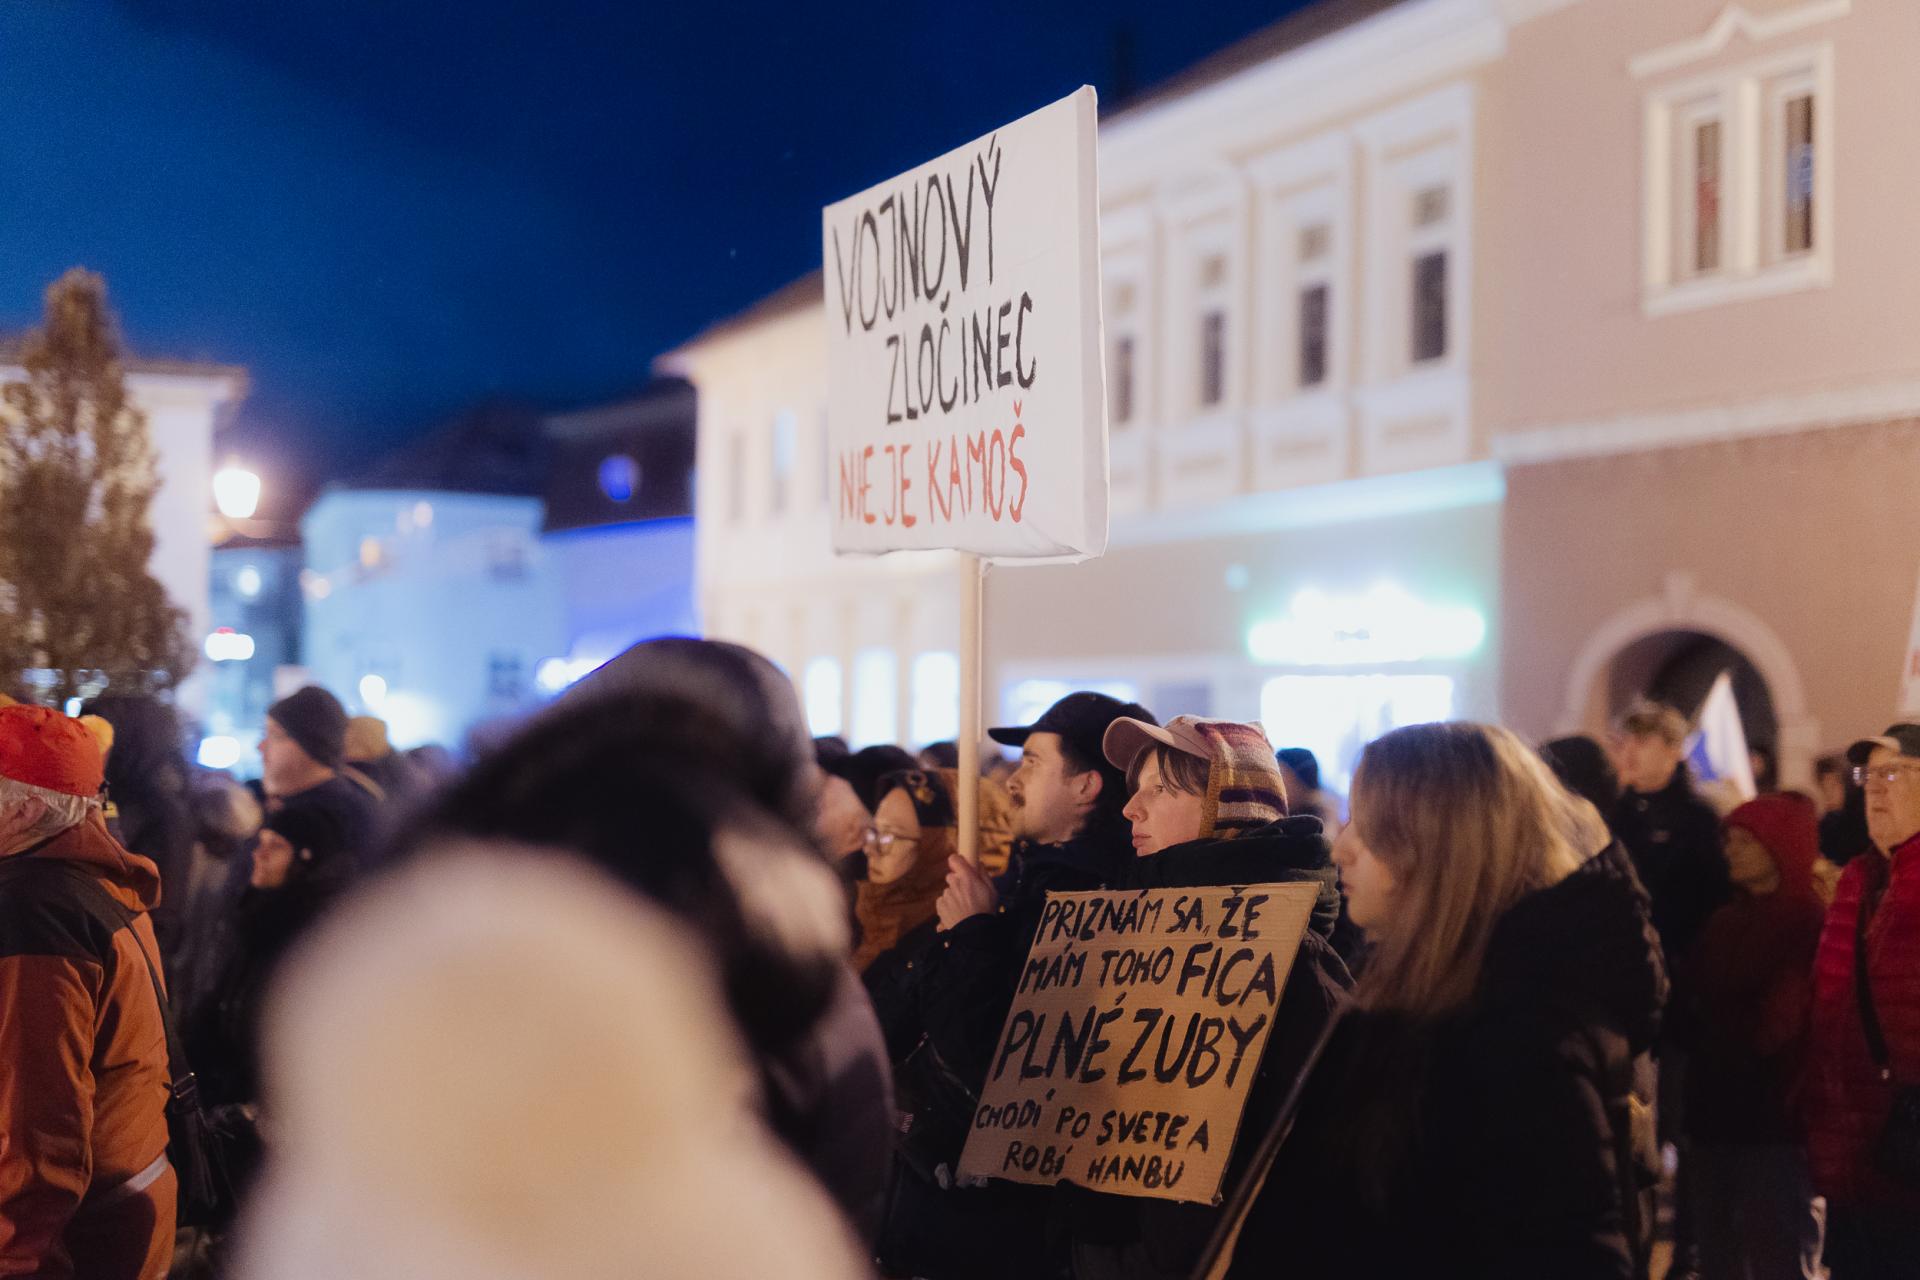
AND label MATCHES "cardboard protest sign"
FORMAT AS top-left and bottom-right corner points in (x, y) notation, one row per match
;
(821, 87), (1107, 561)
(957, 882), (1319, 1204)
